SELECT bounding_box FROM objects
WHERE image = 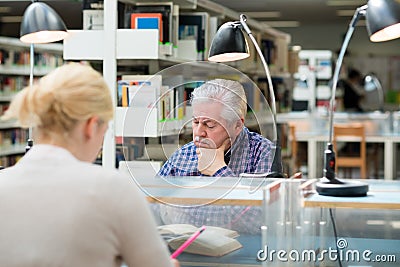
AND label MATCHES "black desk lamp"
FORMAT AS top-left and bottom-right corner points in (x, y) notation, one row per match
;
(208, 14), (286, 178)
(19, 1), (68, 152)
(317, 0), (400, 197)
